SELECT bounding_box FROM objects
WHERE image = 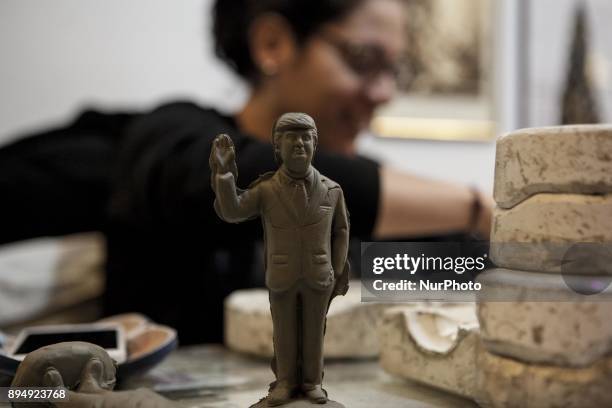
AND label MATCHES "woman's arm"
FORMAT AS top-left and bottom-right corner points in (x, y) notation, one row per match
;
(374, 165), (493, 239)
